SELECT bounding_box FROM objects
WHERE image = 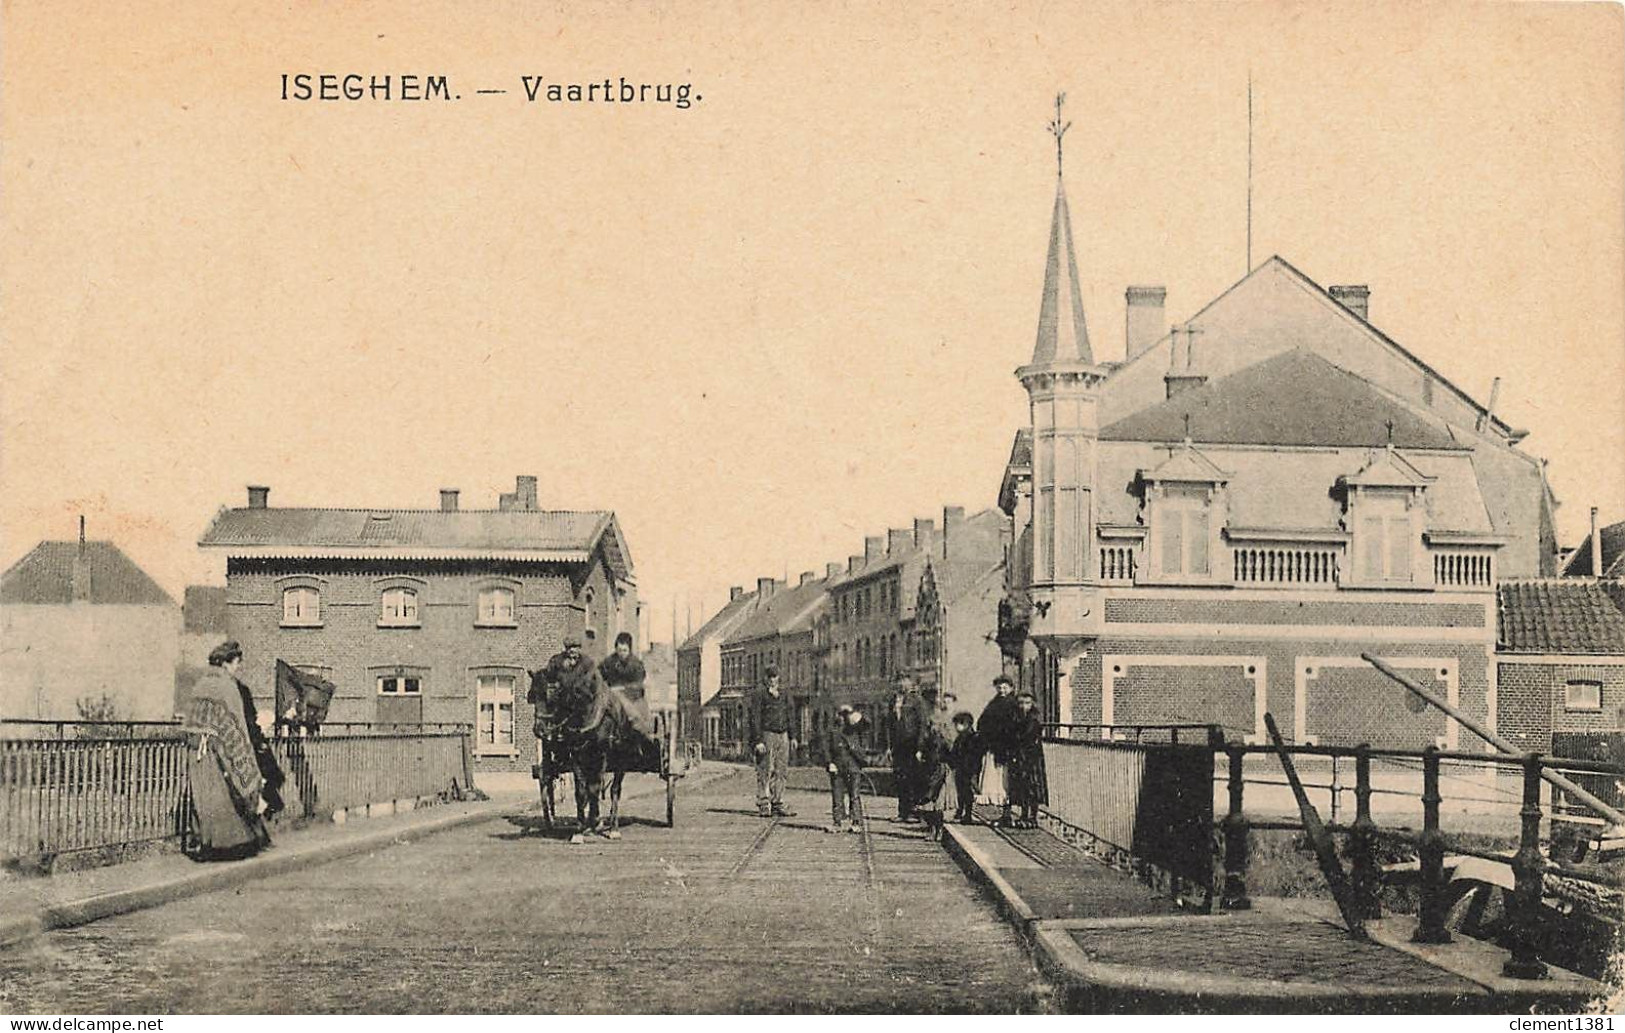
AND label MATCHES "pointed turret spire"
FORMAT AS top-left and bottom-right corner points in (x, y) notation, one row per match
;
(1031, 93), (1093, 366)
